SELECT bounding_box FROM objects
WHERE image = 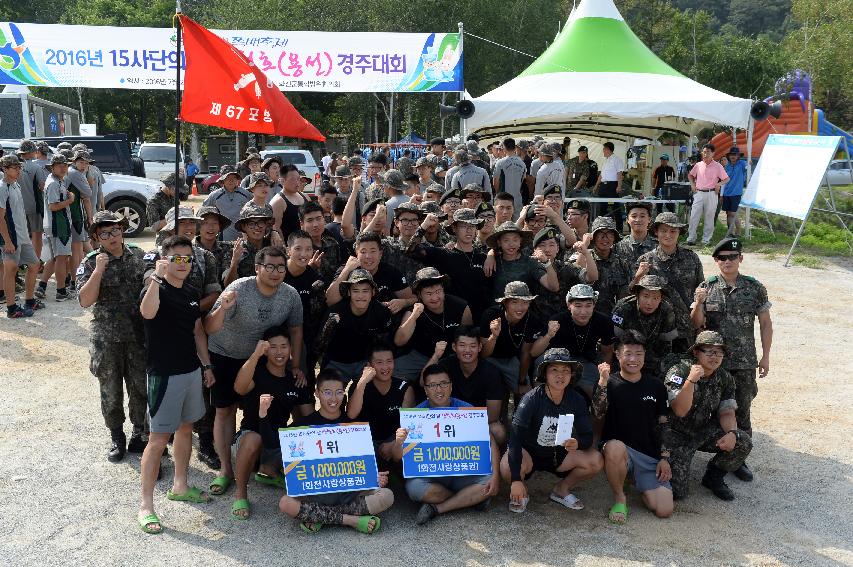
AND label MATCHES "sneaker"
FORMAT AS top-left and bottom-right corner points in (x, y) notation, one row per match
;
(25, 298), (46, 311)
(415, 503), (438, 526)
(6, 304), (32, 318)
(55, 289), (71, 302)
(34, 286), (46, 299)
(685, 240), (696, 246)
